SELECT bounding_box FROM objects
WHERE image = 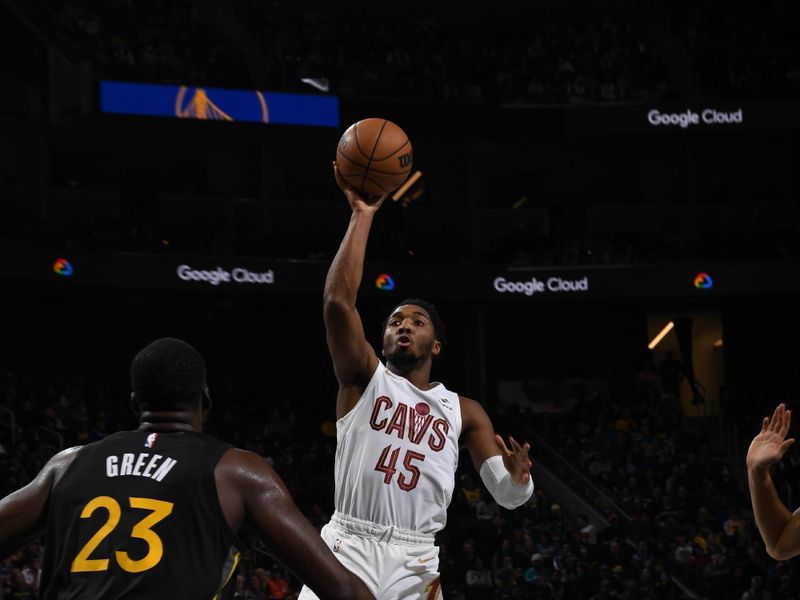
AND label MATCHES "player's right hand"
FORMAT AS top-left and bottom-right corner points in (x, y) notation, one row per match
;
(333, 161), (387, 213)
(747, 403), (795, 472)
